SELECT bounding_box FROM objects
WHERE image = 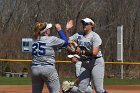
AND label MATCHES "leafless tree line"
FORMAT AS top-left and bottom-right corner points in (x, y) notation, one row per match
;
(0, 0), (140, 78)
